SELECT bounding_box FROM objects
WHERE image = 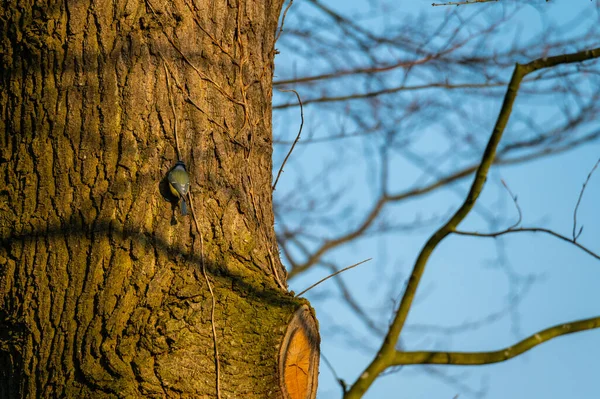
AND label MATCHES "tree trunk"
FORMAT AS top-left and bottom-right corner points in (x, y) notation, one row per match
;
(0, 0), (319, 398)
